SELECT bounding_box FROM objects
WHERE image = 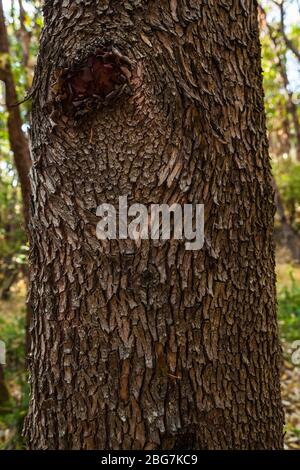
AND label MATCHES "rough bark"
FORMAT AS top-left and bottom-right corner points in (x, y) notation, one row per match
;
(25, 0), (284, 450)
